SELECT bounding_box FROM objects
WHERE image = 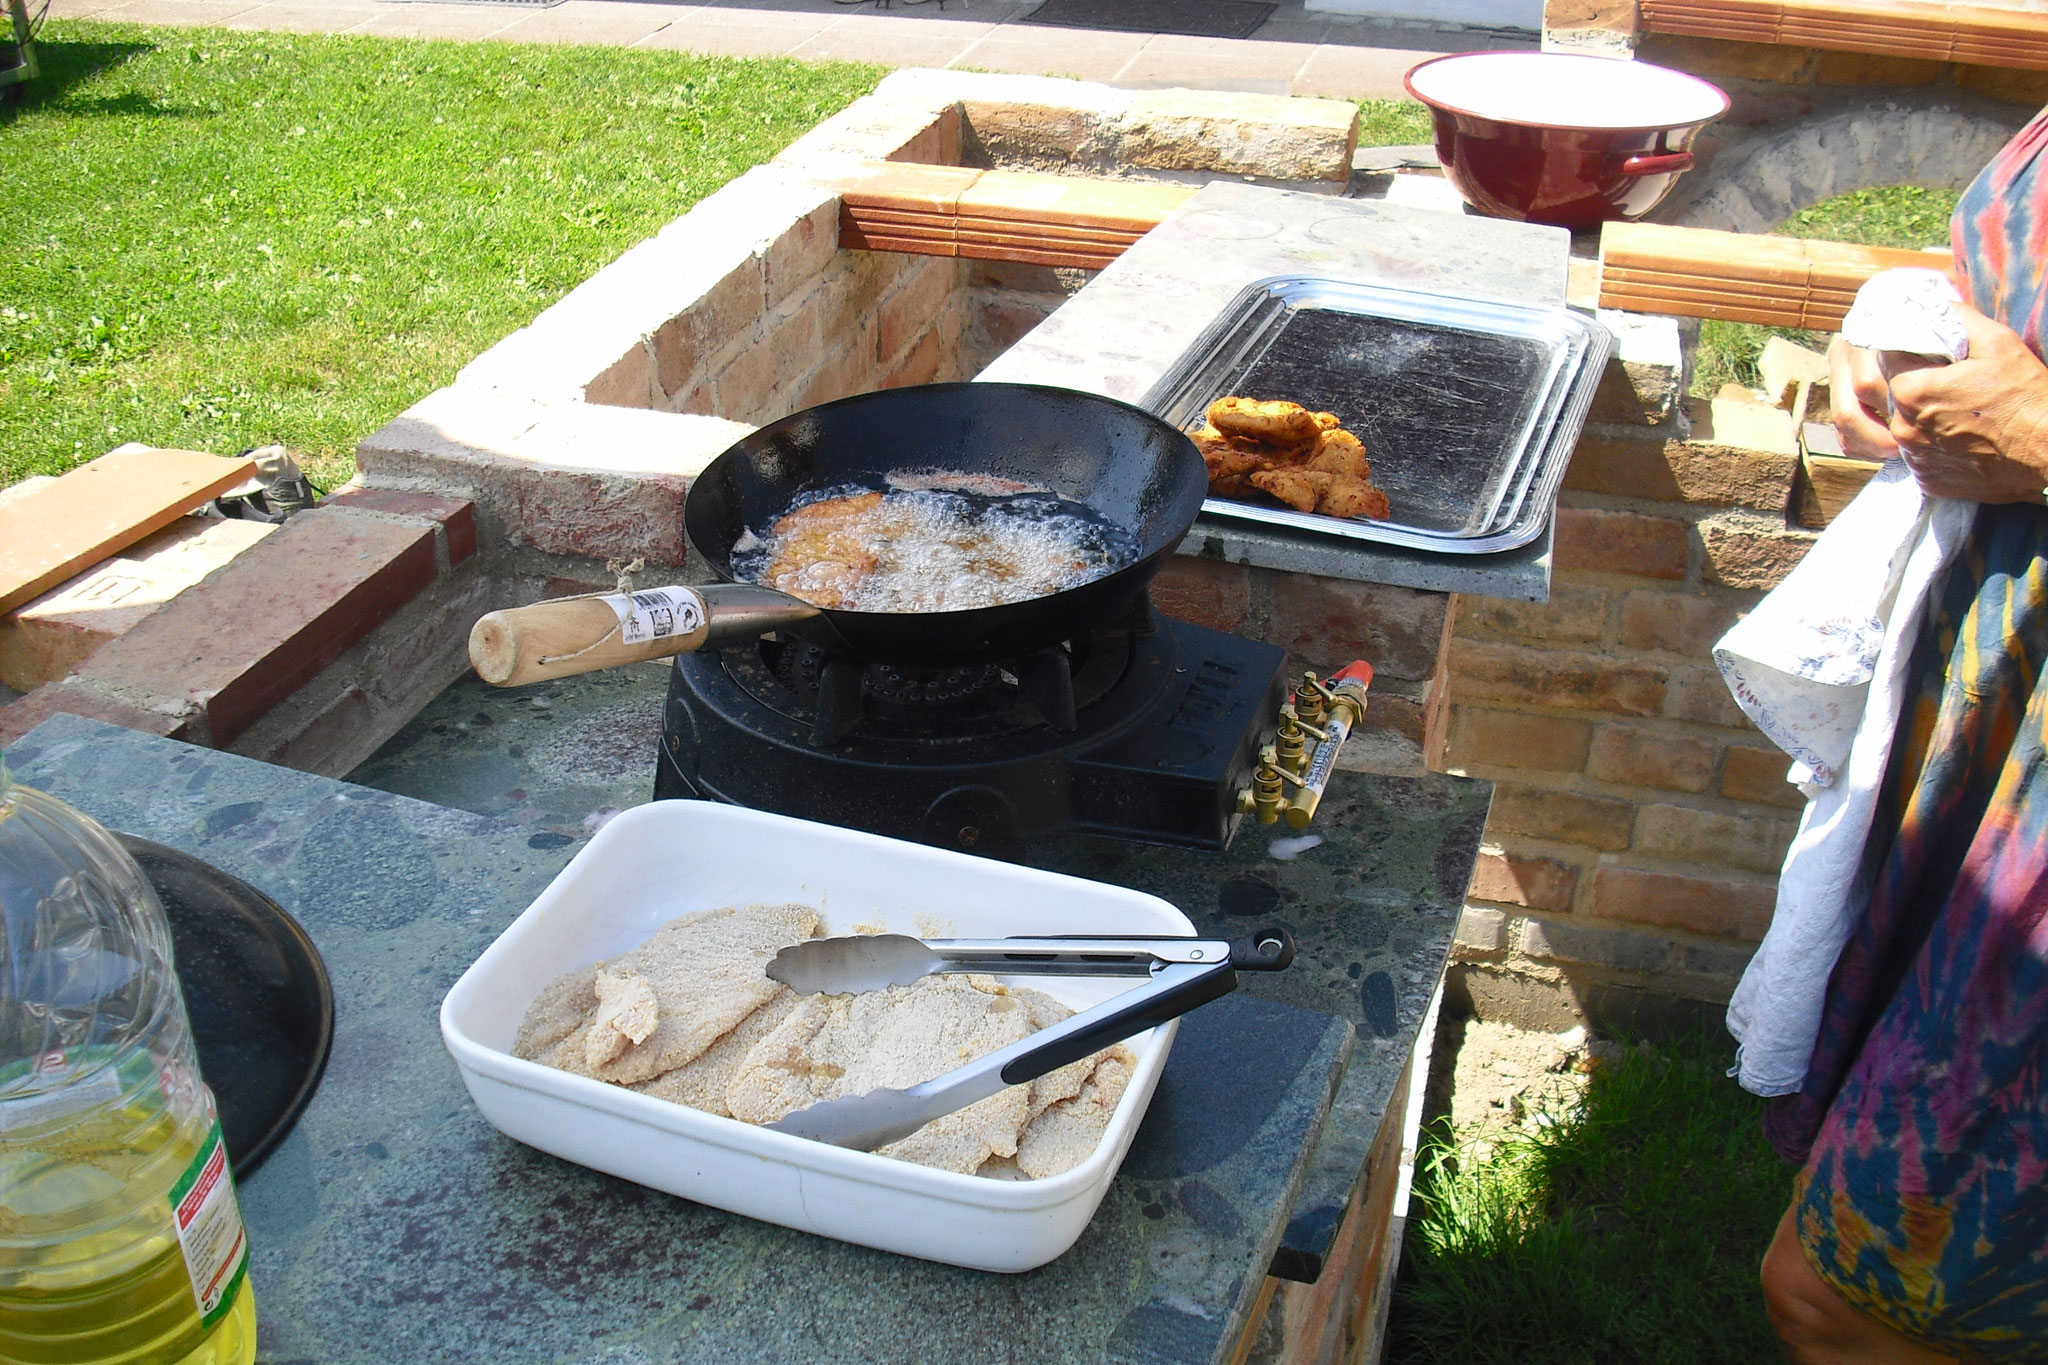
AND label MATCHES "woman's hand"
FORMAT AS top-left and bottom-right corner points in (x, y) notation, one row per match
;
(1828, 335), (1898, 462)
(1887, 303), (2048, 504)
